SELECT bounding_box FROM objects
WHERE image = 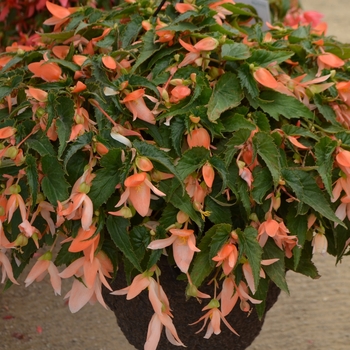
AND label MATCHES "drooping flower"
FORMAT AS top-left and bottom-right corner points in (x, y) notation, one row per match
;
(0, 248), (19, 285)
(28, 60), (62, 82)
(115, 172), (166, 217)
(148, 228), (200, 273)
(178, 37), (219, 68)
(146, 278), (185, 349)
(24, 252), (61, 295)
(312, 232), (328, 255)
(187, 128), (211, 149)
(212, 242), (238, 275)
(190, 298), (239, 339)
(121, 89), (156, 124)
